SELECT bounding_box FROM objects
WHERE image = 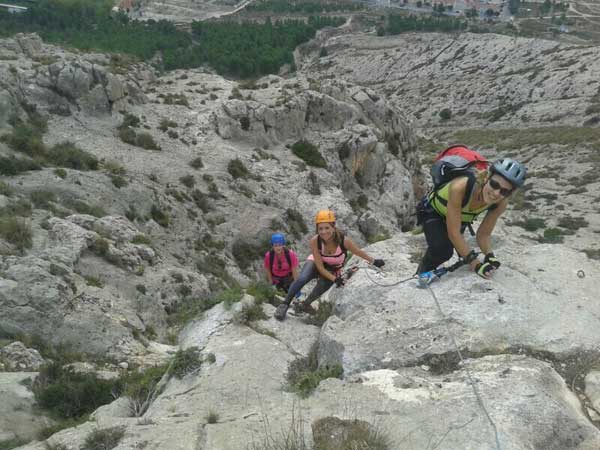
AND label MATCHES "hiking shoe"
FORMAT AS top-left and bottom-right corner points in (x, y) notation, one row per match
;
(274, 303), (289, 321)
